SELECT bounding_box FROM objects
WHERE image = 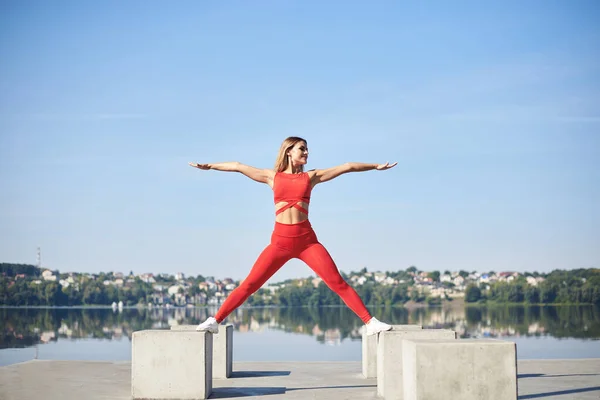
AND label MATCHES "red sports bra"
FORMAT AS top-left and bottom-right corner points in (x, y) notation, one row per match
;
(273, 172), (312, 216)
